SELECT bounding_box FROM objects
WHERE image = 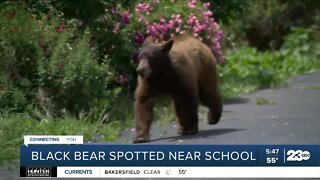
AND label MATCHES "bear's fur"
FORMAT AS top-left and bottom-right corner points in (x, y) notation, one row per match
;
(133, 35), (222, 143)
